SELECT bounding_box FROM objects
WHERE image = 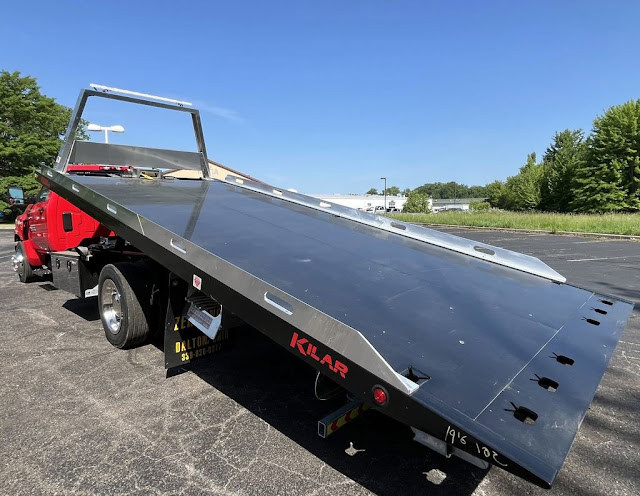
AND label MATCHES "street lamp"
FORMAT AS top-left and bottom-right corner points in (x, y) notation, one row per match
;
(380, 177), (387, 212)
(87, 123), (125, 144)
